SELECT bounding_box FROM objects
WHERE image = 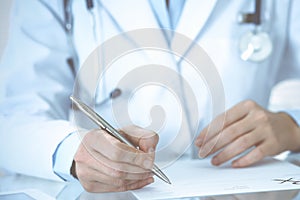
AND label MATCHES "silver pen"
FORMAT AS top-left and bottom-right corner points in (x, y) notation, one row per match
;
(70, 96), (171, 184)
